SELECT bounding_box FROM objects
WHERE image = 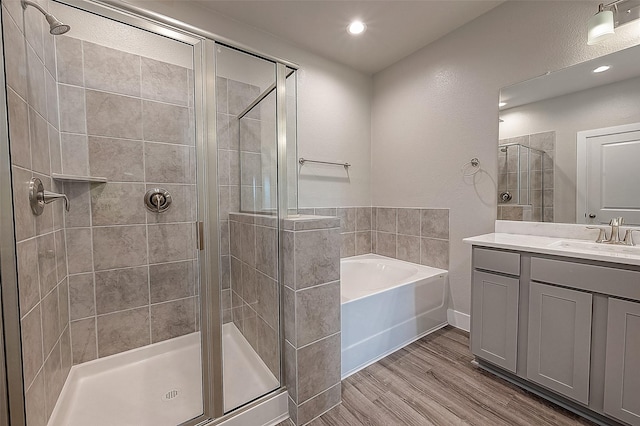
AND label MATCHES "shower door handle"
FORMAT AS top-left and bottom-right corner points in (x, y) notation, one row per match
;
(197, 221), (204, 251)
